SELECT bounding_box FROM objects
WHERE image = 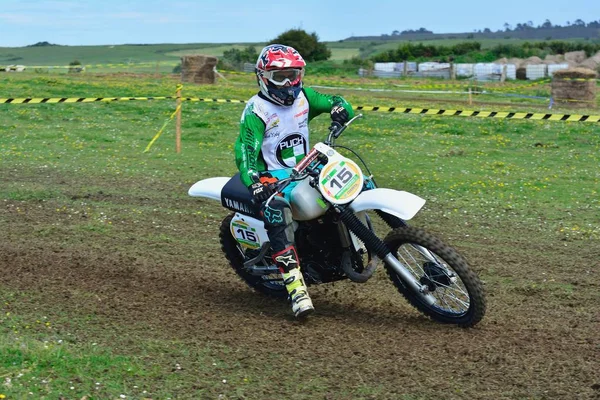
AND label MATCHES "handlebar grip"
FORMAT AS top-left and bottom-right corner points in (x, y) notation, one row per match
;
(329, 122), (343, 136)
(329, 122), (346, 139)
(250, 171), (261, 184)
